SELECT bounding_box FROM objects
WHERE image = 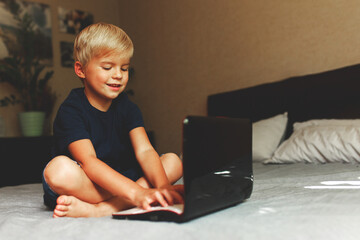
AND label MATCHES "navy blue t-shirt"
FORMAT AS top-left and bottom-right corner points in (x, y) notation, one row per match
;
(52, 88), (144, 171)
